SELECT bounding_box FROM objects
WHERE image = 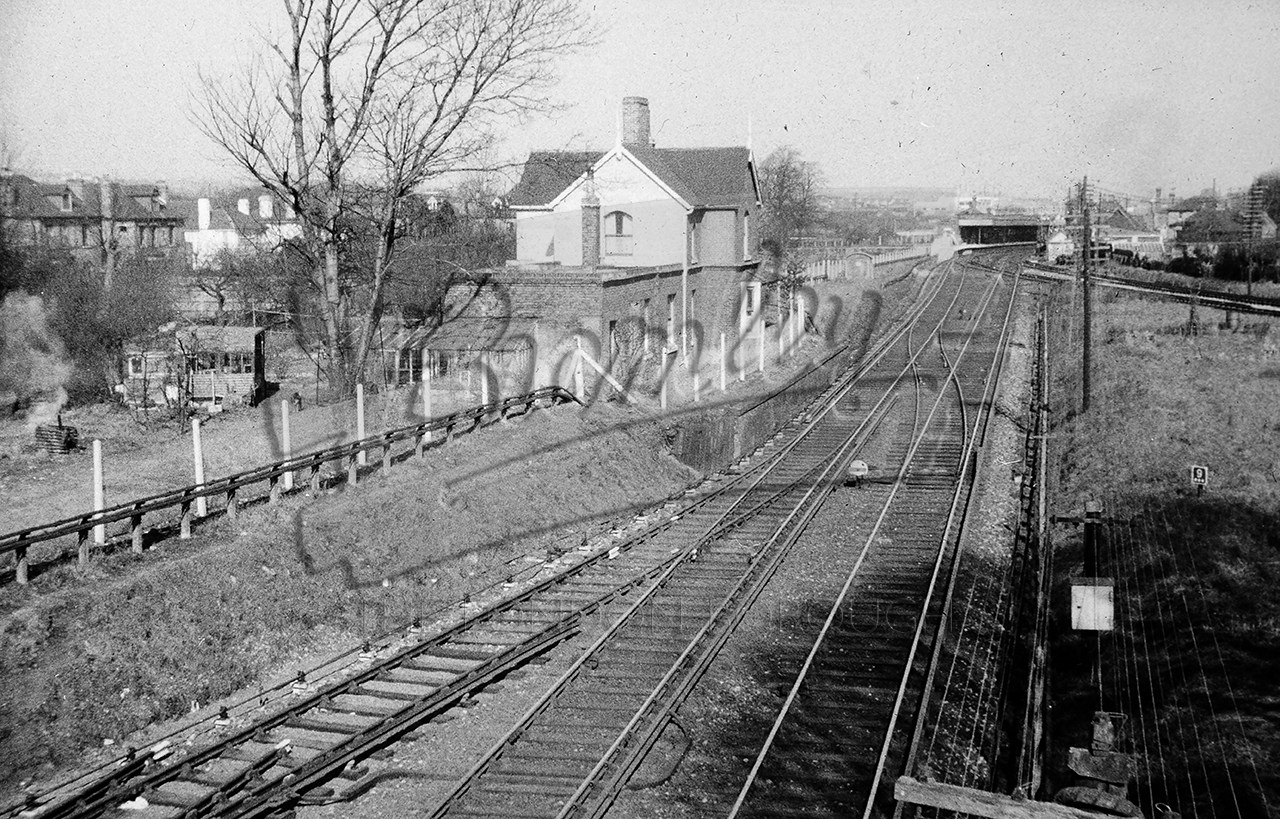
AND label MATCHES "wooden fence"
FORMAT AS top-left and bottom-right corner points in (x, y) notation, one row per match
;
(2, 386), (579, 586)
